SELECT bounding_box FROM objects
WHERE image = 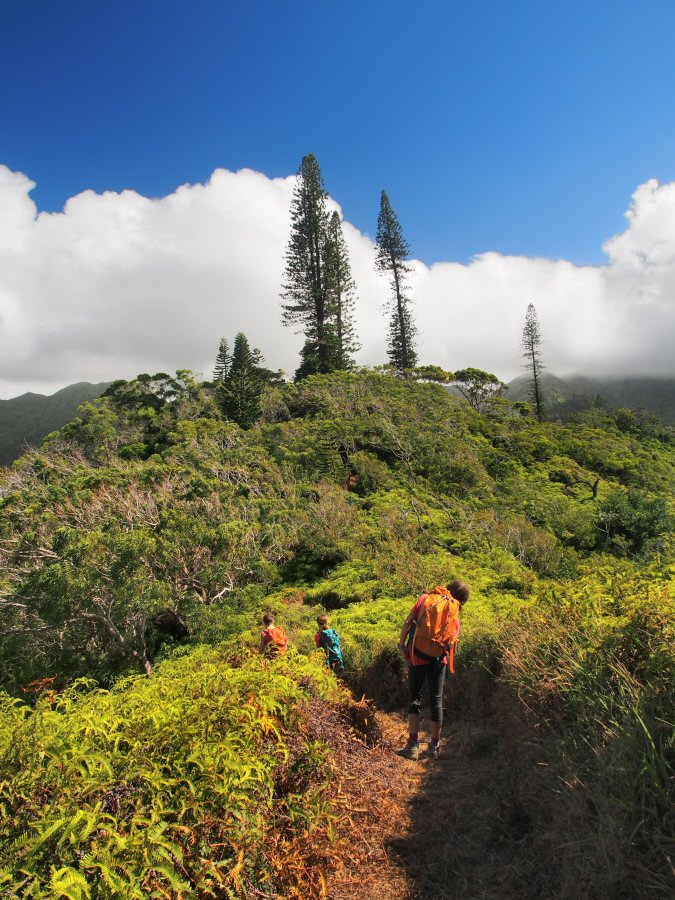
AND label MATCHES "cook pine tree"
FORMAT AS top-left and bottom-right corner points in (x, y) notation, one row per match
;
(324, 210), (359, 369)
(214, 332), (265, 428)
(375, 190), (417, 371)
(521, 303), (546, 422)
(281, 154), (333, 379)
(212, 338), (230, 383)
